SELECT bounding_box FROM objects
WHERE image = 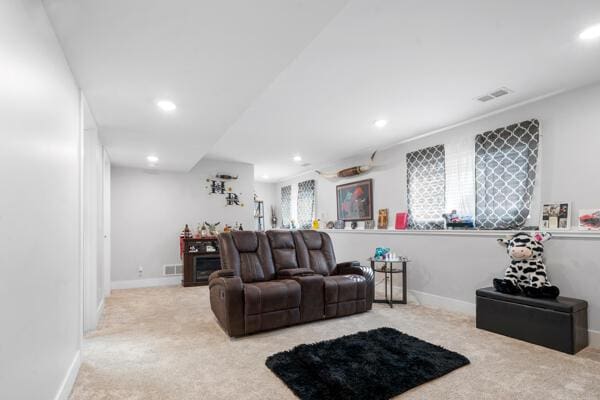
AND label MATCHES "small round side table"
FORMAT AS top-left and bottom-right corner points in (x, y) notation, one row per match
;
(369, 257), (410, 308)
